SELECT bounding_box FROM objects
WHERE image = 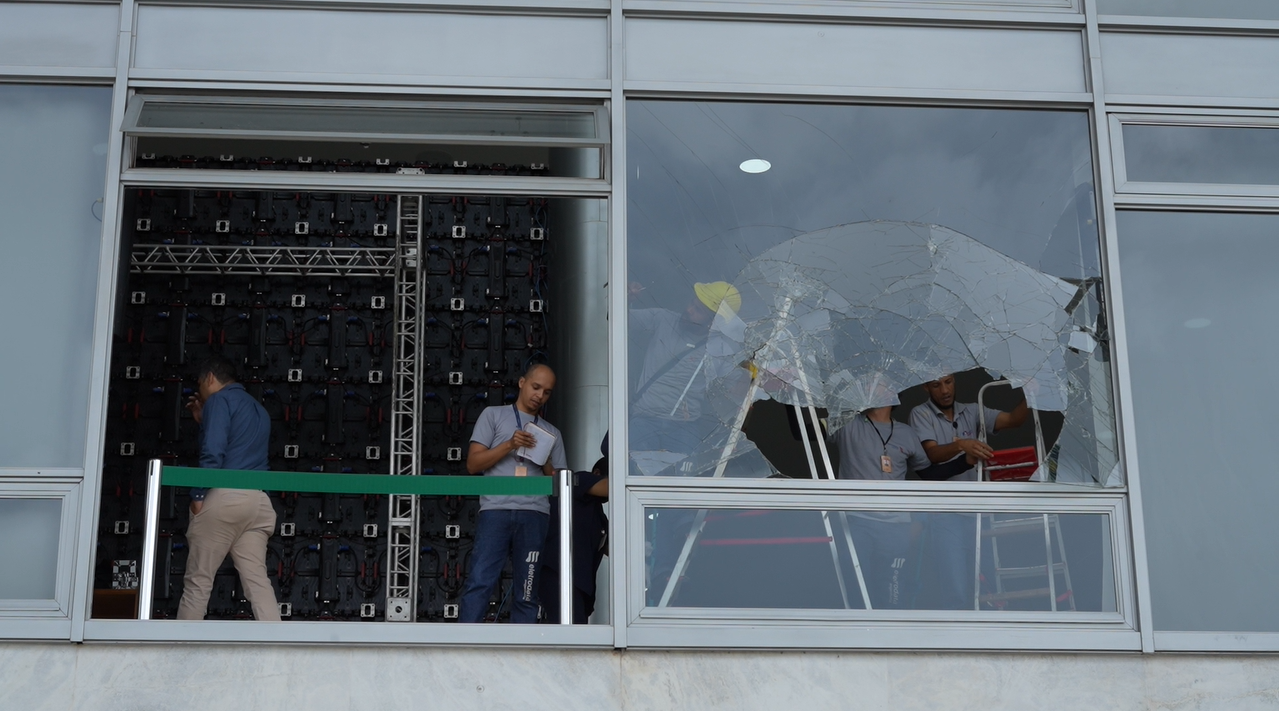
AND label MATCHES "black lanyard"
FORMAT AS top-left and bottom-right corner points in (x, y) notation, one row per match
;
(511, 404), (539, 429)
(866, 415), (893, 454)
